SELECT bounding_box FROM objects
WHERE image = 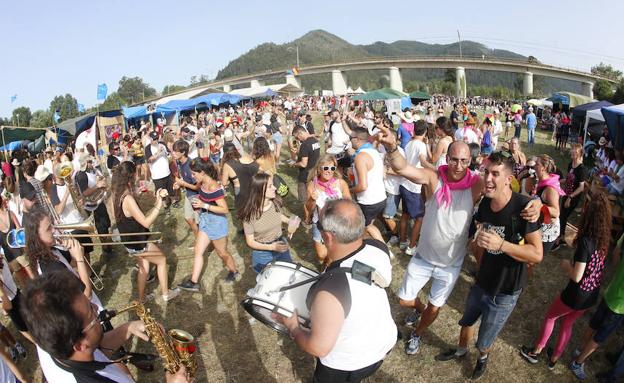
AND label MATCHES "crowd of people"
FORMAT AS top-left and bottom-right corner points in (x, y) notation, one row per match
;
(0, 93), (621, 383)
